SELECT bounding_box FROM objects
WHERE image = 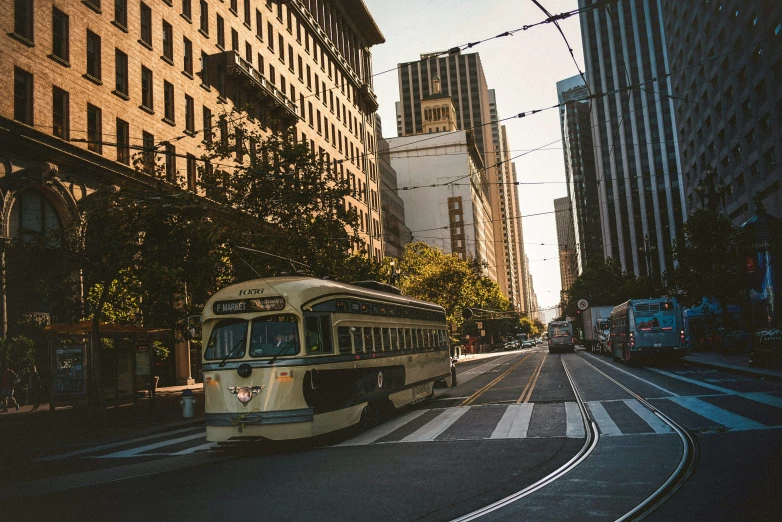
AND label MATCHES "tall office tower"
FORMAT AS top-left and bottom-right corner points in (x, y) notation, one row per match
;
(555, 197), (578, 300)
(556, 75), (603, 274)
(376, 116), (411, 259)
(512, 163), (533, 315)
(387, 131), (496, 277)
(489, 90), (528, 311)
(661, 1), (782, 223)
(579, 0), (686, 277)
(1, 0), (384, 382)
(396, 51), (506, 290)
